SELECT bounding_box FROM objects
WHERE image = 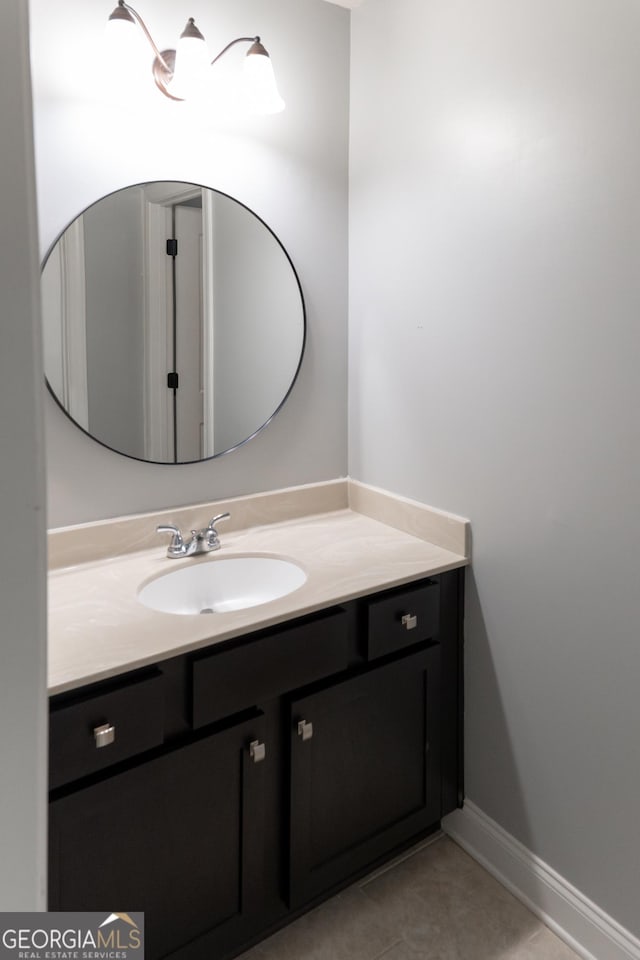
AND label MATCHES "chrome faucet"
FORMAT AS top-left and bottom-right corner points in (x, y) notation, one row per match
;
(157, 512), (231, 559)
